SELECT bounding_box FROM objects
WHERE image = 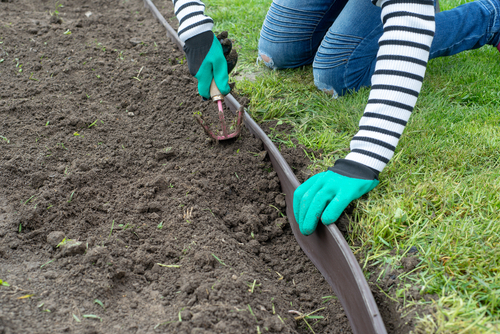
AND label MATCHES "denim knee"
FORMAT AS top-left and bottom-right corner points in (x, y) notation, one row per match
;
(258, 36), (314, 70)
(313, 62), (374, 98)
(258, 2), (328, 69)
(257, 50), (279, 70)
(310, 0), (381, 97)
(312, 32), (365, 98)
